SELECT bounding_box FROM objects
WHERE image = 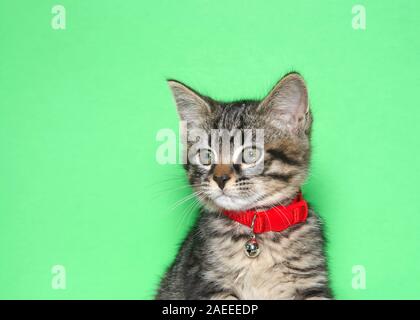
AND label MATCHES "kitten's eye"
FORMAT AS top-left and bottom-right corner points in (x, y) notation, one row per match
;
(242, 147), (262, 164)
(198, 149), (215, 166)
